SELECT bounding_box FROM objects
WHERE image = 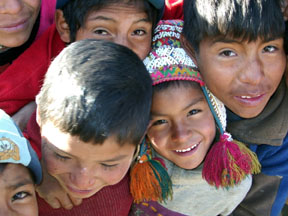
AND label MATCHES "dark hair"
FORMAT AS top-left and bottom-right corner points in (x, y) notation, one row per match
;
(37, 39), (152, 146)
(62, 0), (159, 42)
(183, 0), (285, 53)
